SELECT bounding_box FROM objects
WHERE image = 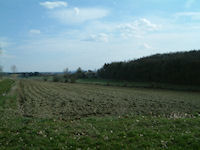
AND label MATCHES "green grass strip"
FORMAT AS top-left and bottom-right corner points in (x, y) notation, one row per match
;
(0, 79), (14, 95)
